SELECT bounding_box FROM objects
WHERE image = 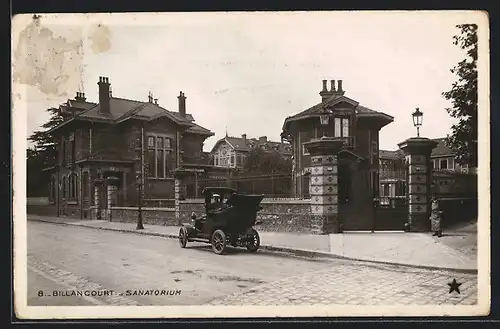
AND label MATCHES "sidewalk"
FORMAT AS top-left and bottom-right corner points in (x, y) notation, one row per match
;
(27, 214), (477, 273)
